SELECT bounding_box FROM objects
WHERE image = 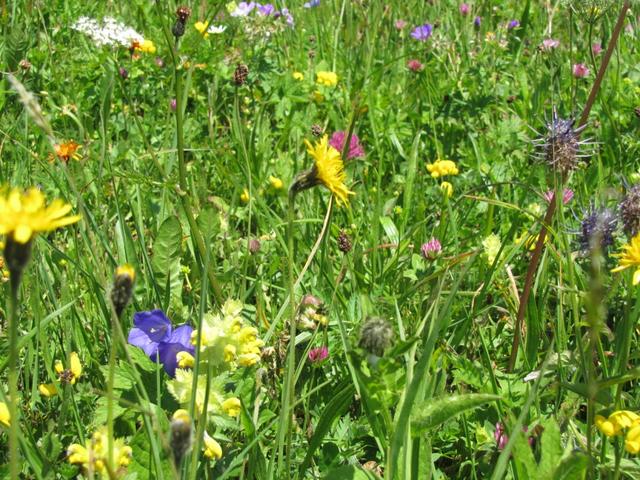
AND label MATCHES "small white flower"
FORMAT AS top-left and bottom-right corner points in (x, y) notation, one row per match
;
(207, 25), (227, 34)
(72, 16), (144, 47)
(523, 370), (540, 382)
